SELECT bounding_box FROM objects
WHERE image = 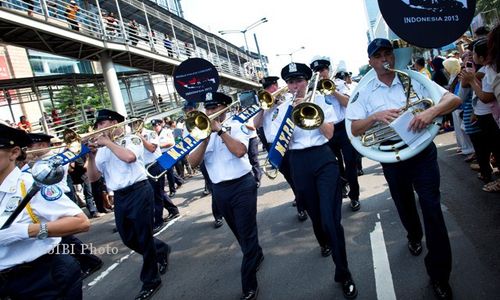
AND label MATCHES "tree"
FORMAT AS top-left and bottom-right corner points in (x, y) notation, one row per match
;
(476, 0), (499, 15)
